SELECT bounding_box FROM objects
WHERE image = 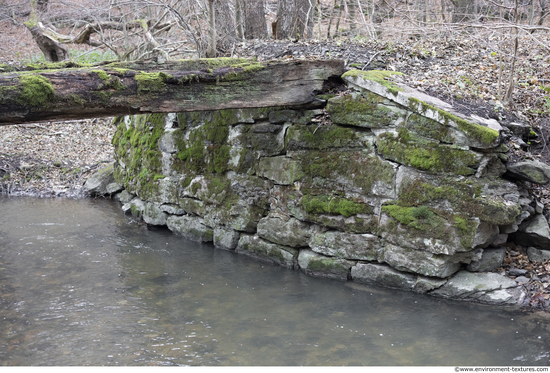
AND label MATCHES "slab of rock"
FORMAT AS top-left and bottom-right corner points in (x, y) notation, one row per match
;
(166, 215), (213, 243)
(143, 202), (168, 226)
(515, 214), (550, 249)
(351, 262), (417, 290)
(467, 247), (506, 272)
(430, 271), (525, 306)
(256, 215), (312, 247)
(527, 246), (550, 263)
(506, 160), (550, 184)
(298, 249), (354, 280)
(236, 234), (298, 269)
(257, 156), (304, 185)
(83, 163), (115, 195)
(309, 230), (381, 261)
(213, 227), (240, 250)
